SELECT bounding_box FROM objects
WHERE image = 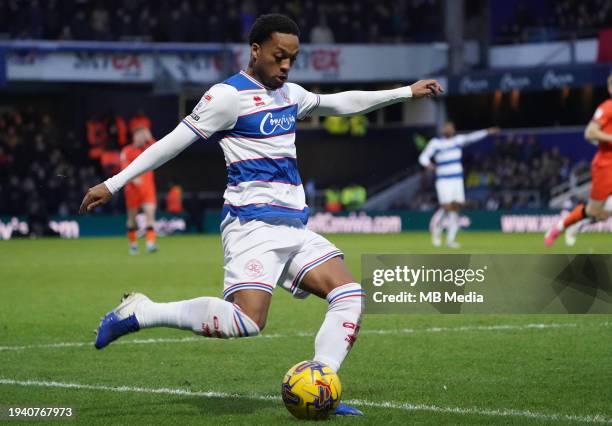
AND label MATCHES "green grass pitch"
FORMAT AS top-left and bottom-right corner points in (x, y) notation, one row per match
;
(0, 232), (611, 425)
